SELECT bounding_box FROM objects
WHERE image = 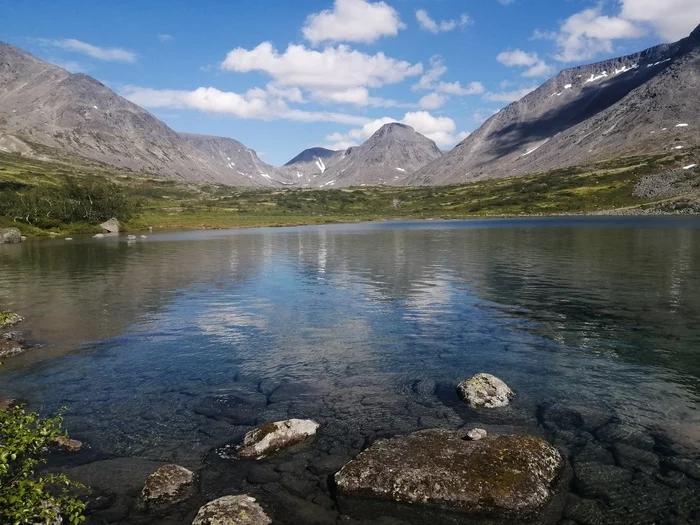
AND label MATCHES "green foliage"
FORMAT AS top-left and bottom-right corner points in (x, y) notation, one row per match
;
(0, 178), (138, 229)
(0, 406), (86, 525)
